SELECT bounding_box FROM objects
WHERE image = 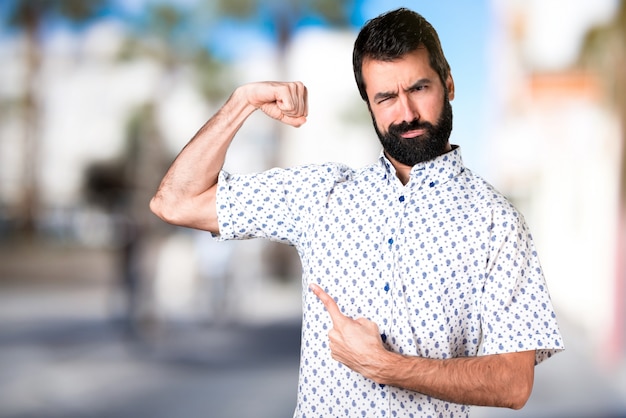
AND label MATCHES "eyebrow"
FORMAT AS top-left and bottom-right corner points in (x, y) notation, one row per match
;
(373, 78), (433, 103)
